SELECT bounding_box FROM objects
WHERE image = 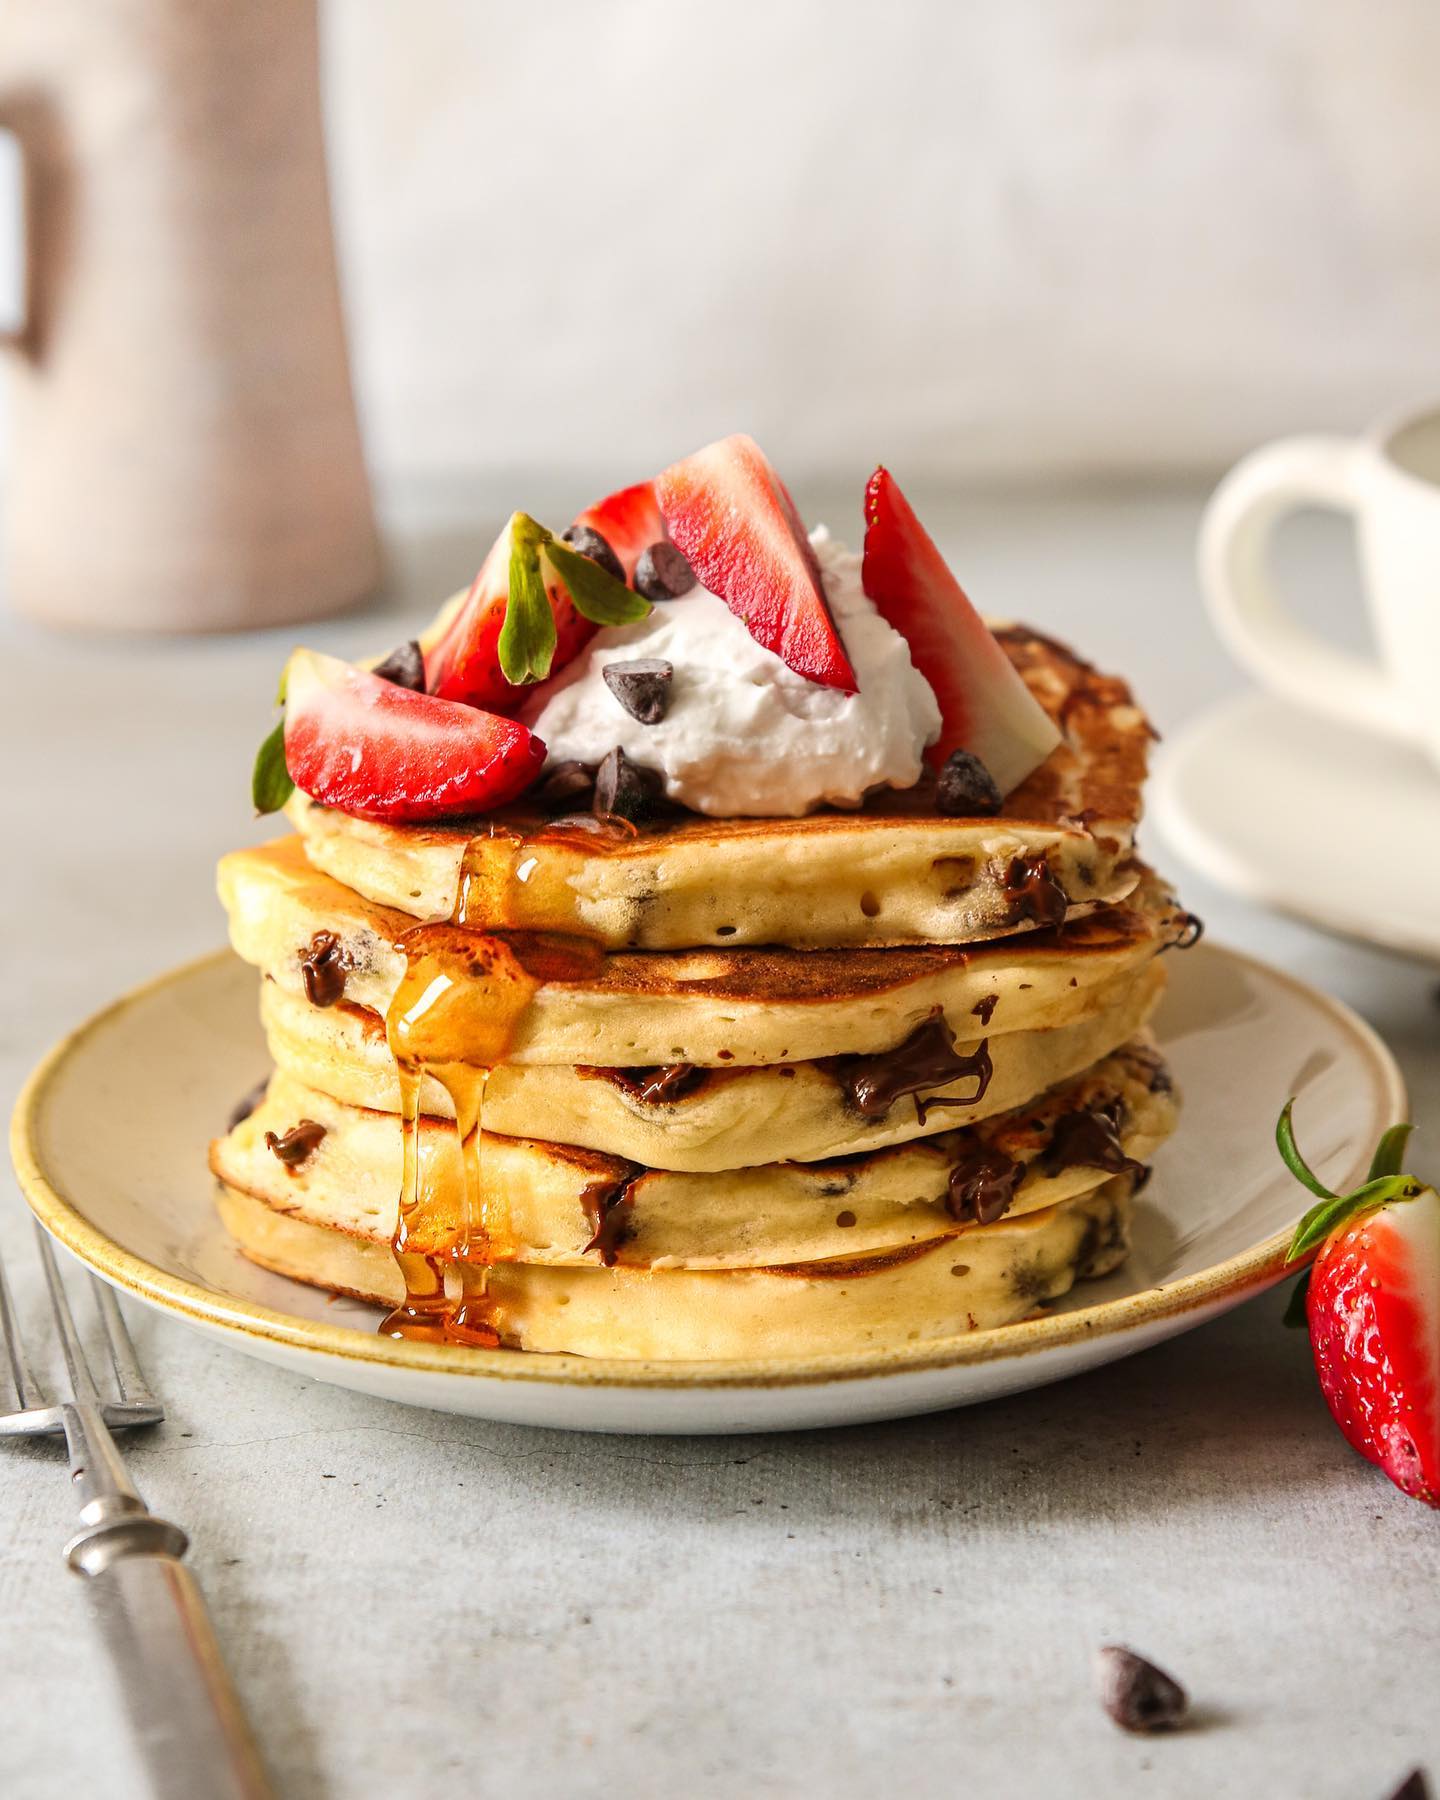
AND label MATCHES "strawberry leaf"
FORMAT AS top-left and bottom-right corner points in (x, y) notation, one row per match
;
(1367, 1121), (1416, 1182)
(544, 537), (653, 627)
(1281, 1267), (1311, 1328)
(1287, 1174), (1419, 1261)
(252, 719), (294, 815)
(498, 513), (558, 686)
(1276, 1098), (1336, 1200)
